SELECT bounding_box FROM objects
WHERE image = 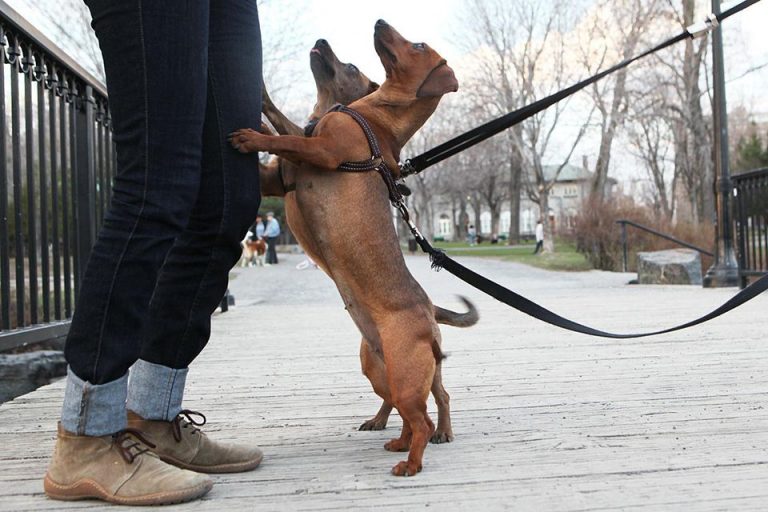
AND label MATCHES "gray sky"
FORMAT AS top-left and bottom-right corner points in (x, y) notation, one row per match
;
(6, 0), (765, 116)
(259, 0), (768, 118)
